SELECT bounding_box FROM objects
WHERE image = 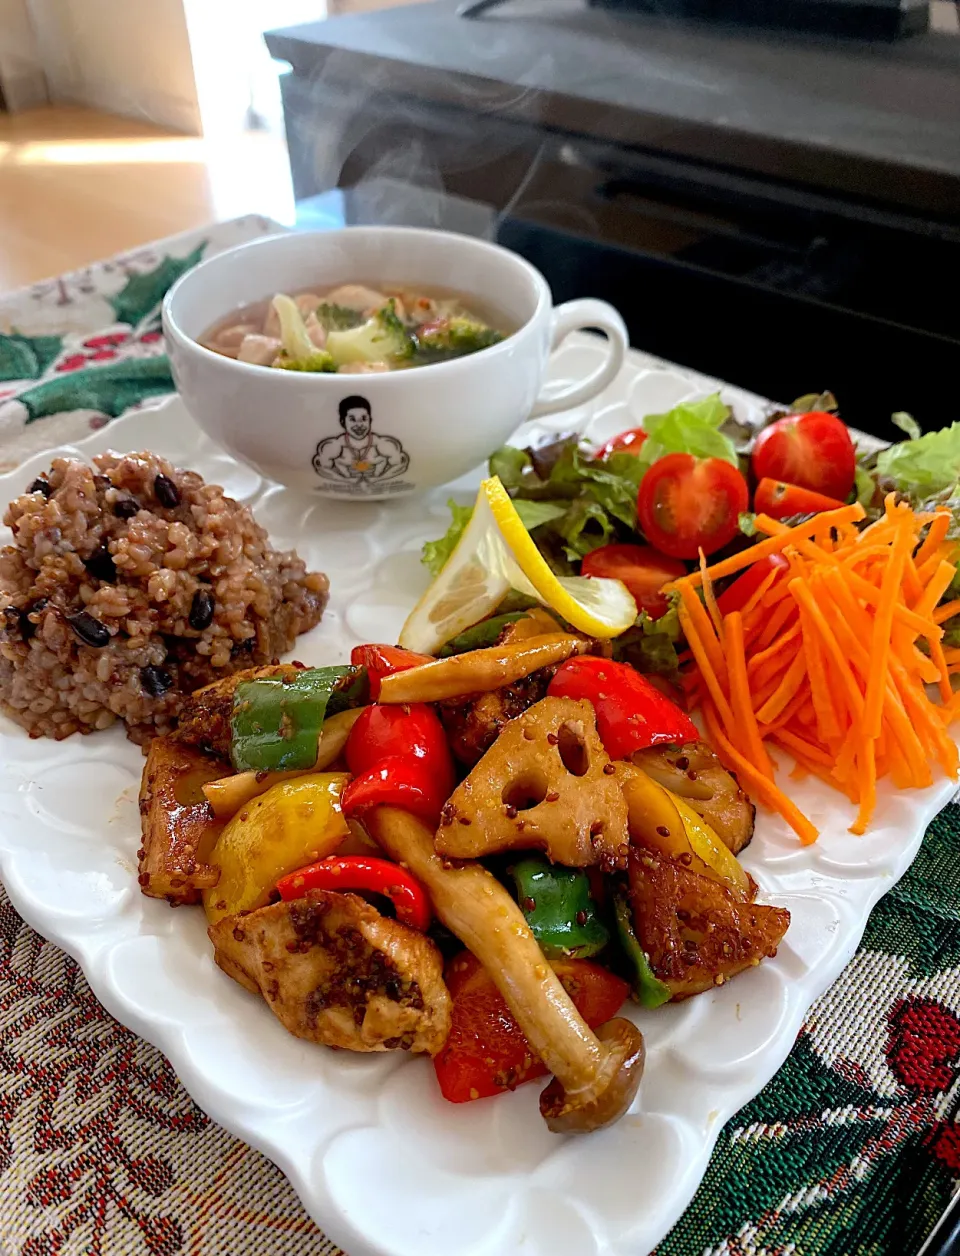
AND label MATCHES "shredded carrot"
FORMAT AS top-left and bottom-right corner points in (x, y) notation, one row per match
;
(677, 603), (738, 746)
(699, 549), (724, 642)
(862, 507), (911, 739)
(914, 510), (953, 568)
(673, 496), (959, 841)
(677, 582), (727, 689)
(755, 598), (799, 651)
(725, 612), (774, 780)
(701, 700), (820, 845)
(935, 599), (960, 625)
(664, 504), (866, 592)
